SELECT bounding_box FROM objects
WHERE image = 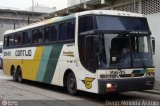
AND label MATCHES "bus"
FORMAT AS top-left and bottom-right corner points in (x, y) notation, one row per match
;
(3, 10), (155, 95)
